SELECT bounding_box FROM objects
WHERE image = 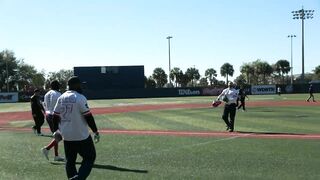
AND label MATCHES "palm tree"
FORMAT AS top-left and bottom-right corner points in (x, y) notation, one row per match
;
(205, 68), (217, 86)
(185, 67), (200, 87)
(199, 77), (208, 87)
(152, 67), (168, 88)
(254, 60), (273, 84)
(220, 63), (234, 84)
(170, 67), (181, 87)
(313, 65), (320, 79)
(240, 63), (254, 84)
(274, 59), (290, 84)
